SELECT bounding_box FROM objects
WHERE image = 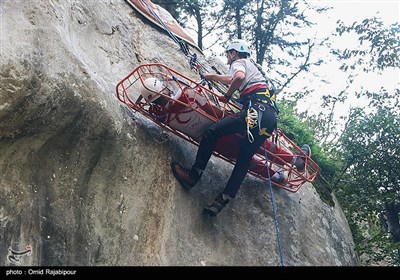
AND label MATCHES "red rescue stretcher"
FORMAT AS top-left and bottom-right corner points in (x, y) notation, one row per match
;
(116, 63), (320, 192)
